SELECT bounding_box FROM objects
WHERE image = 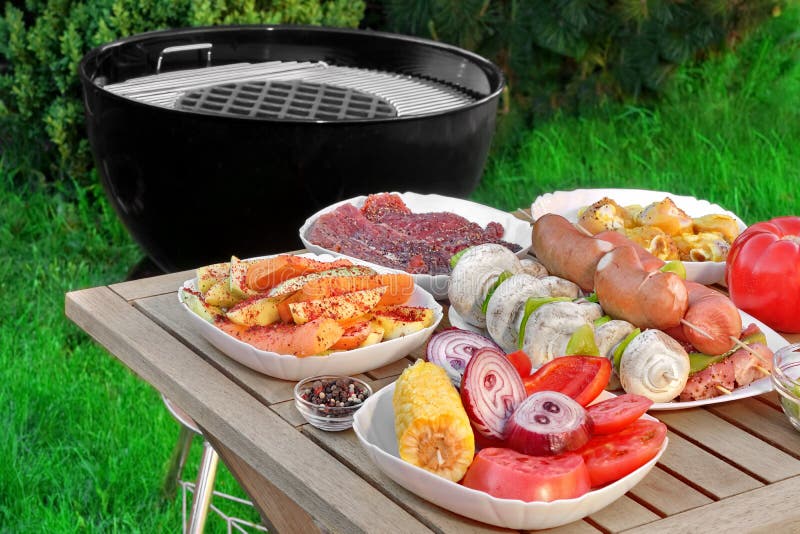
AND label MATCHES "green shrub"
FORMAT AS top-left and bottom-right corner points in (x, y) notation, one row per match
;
(378, 0), (783, 119)
(0, 0), (365, 184)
